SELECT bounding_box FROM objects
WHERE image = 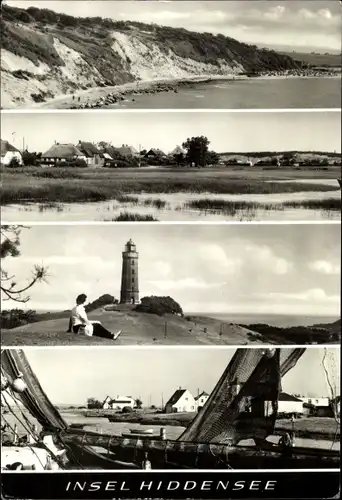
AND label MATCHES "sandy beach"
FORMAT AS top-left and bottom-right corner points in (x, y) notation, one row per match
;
(34, 71), (341, 110)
